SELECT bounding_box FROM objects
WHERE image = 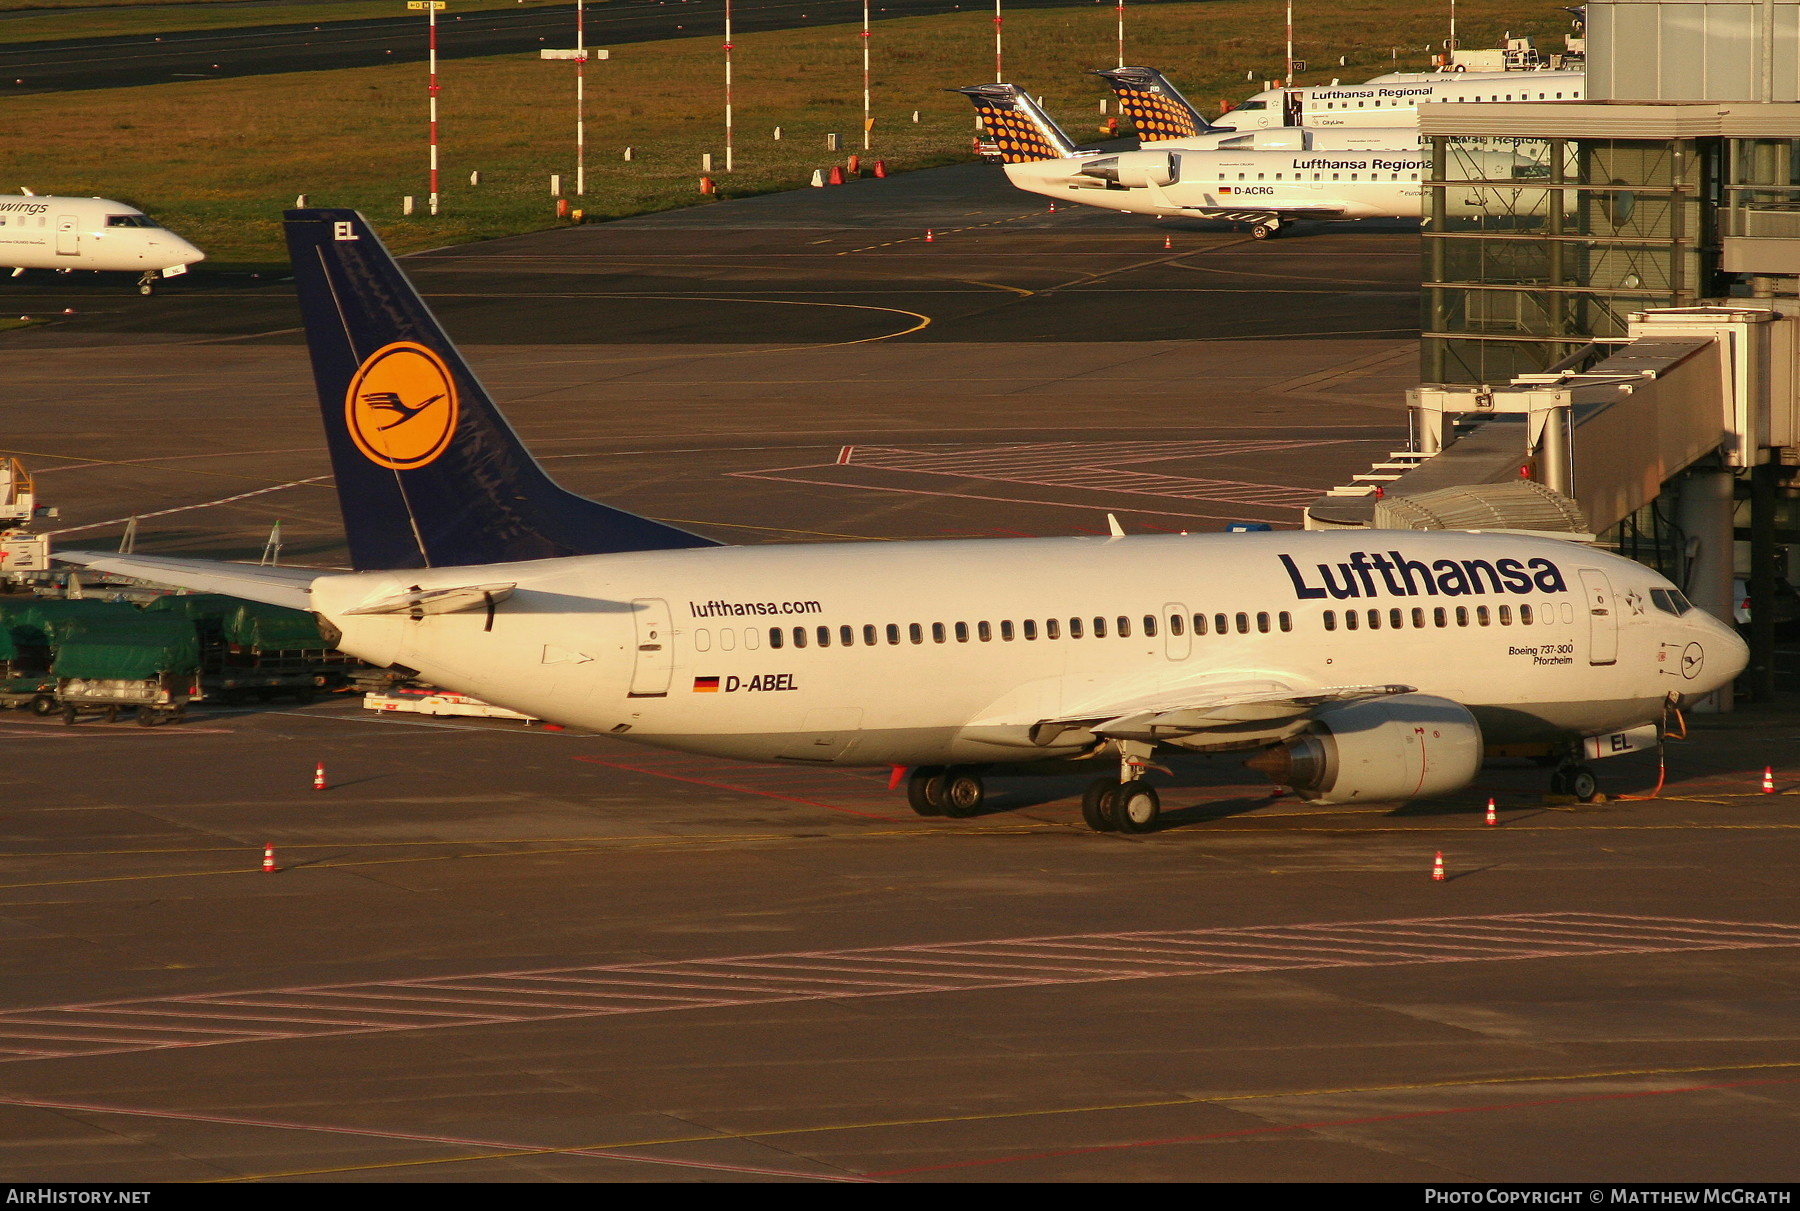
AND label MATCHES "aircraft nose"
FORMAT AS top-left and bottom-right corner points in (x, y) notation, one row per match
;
(1689, 609), (1748, 697)
(177, 240), (206, 265)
